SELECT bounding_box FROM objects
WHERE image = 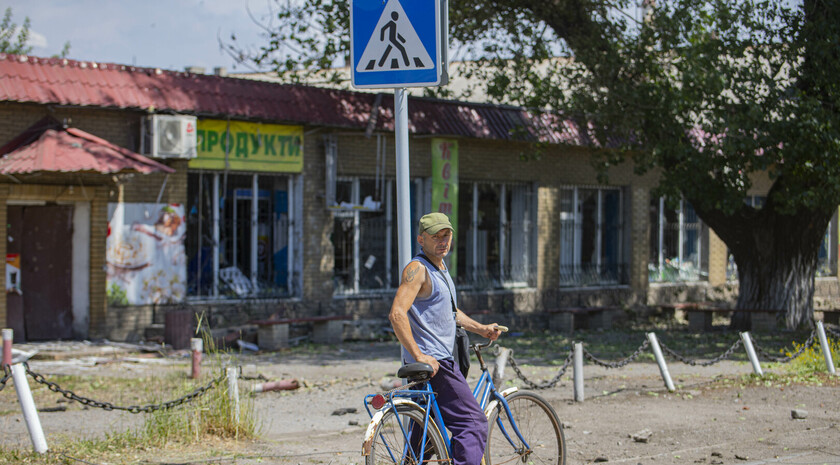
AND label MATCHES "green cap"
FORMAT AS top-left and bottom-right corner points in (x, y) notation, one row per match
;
(418, 212), (453, 235)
